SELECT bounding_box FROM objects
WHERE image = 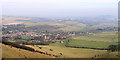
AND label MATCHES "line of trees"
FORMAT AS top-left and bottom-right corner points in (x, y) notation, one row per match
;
(2, 41), (35, 51)
(2, 41), (61, 58)
(108, 44), (120, 52)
